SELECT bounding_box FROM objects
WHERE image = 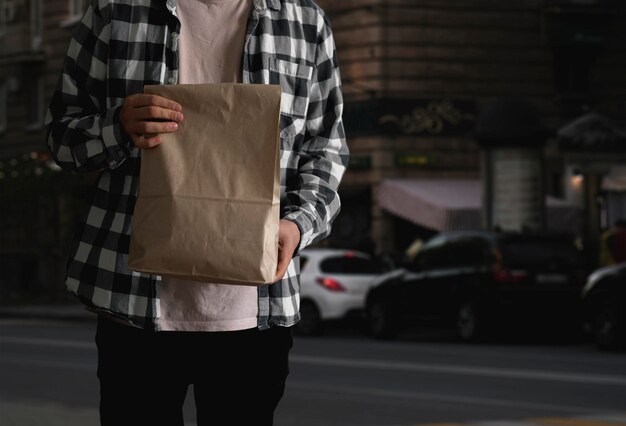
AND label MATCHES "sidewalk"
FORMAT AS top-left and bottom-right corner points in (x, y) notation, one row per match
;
(0, 401), (196, 426)
(0, 303), (94, 322)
